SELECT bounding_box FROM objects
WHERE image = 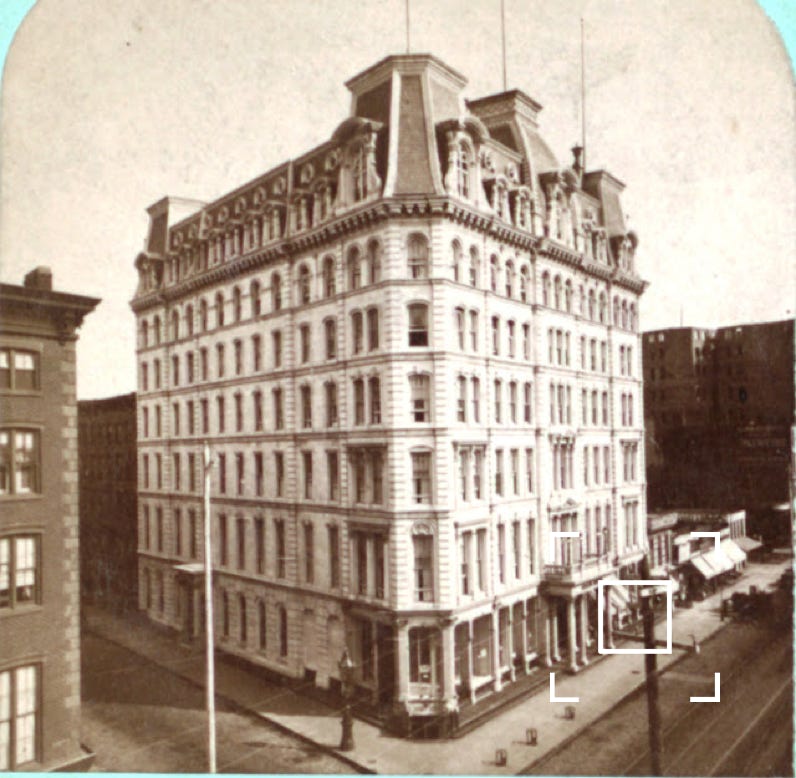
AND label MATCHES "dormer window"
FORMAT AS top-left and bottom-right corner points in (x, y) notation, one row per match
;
(457, 141), (471, 199)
